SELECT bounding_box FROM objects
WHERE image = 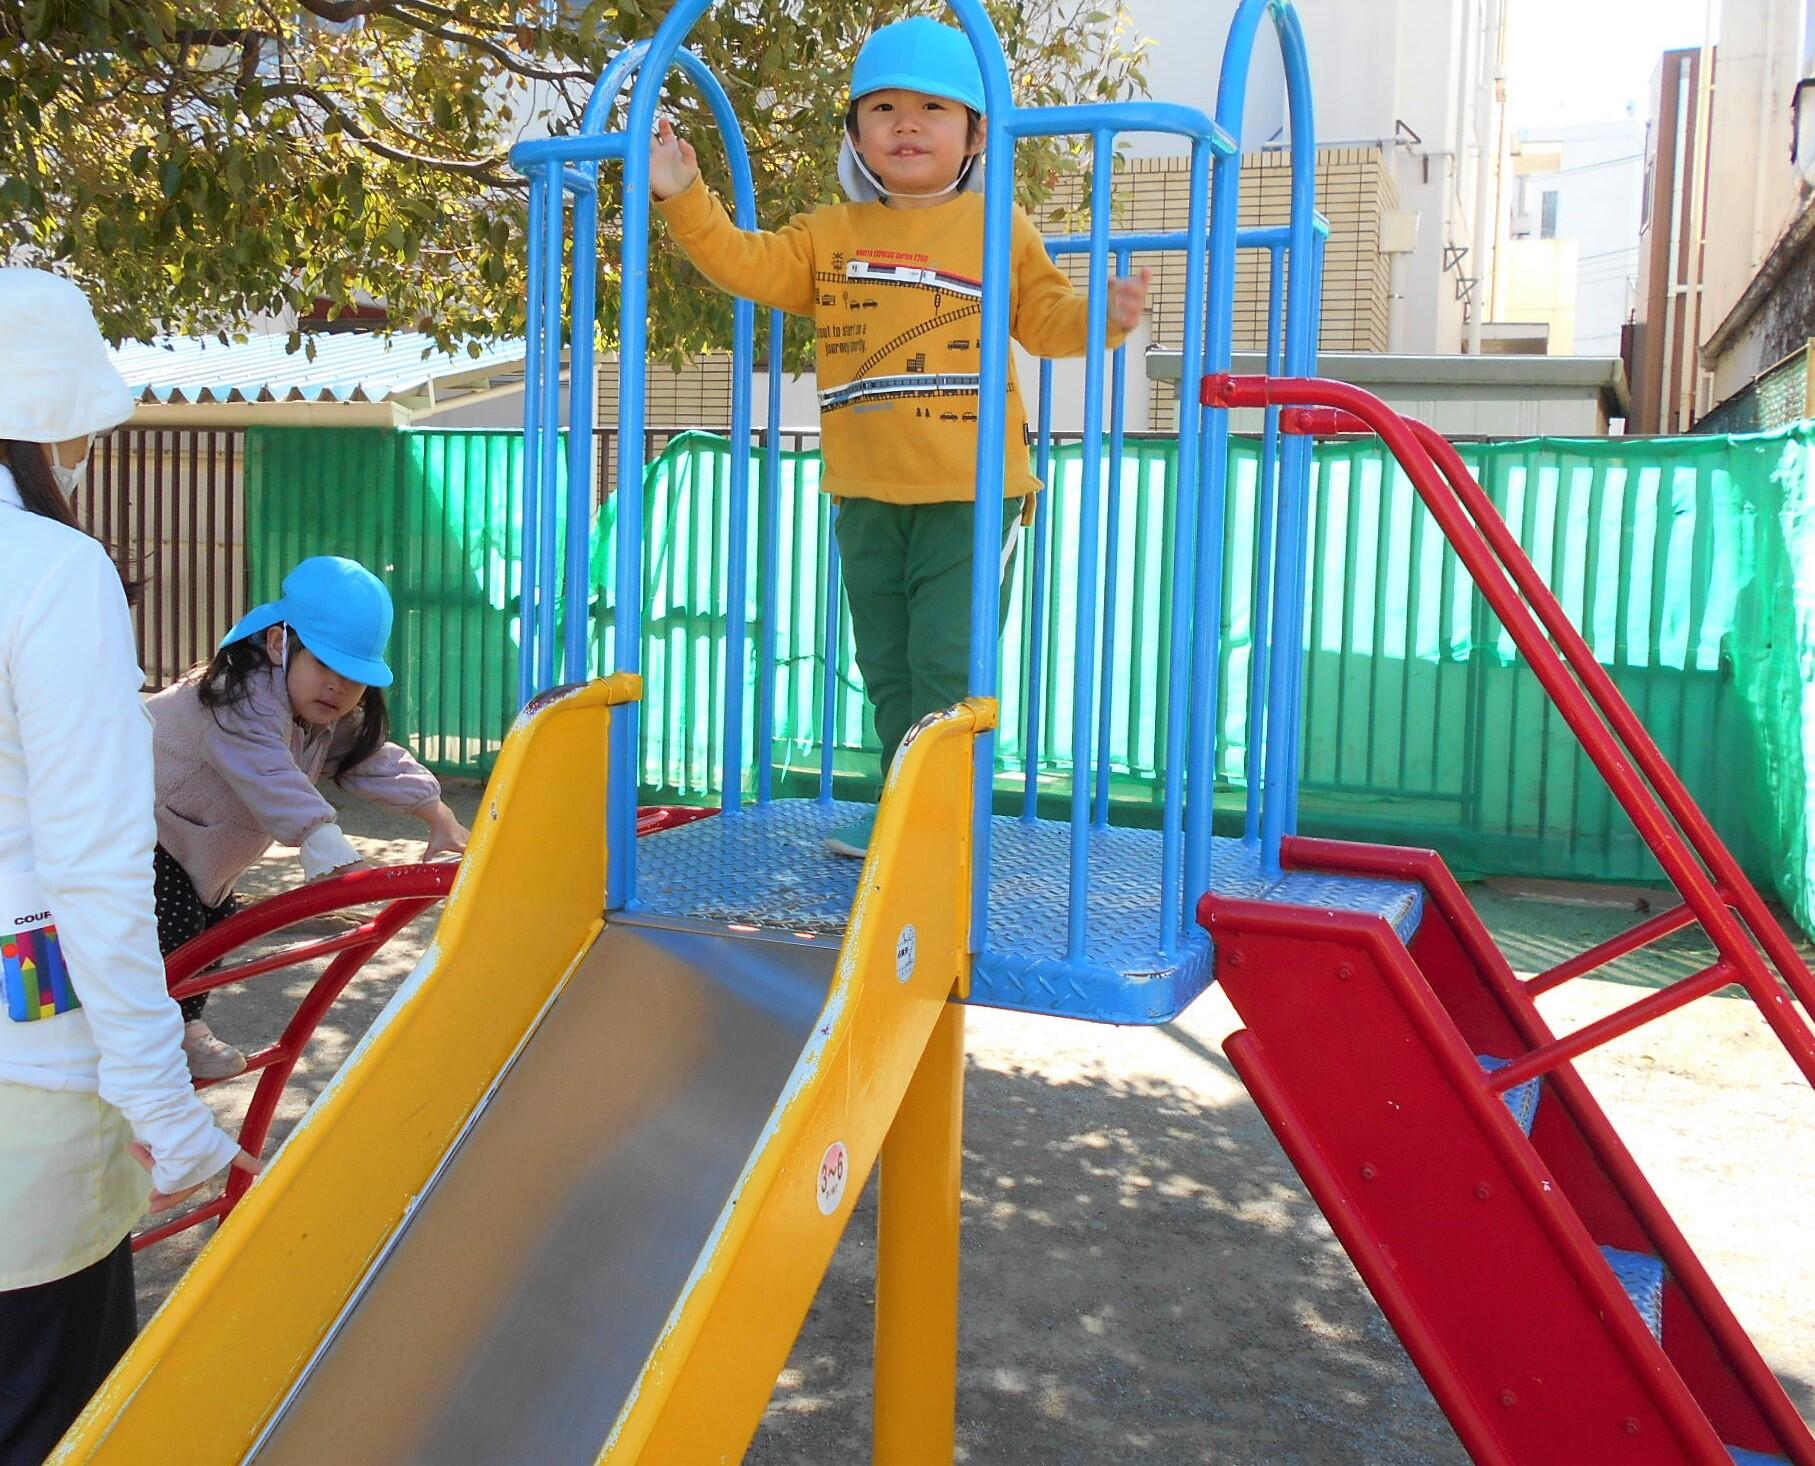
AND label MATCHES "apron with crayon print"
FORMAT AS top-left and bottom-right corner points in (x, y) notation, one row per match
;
(0, 870), (80, 1022)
